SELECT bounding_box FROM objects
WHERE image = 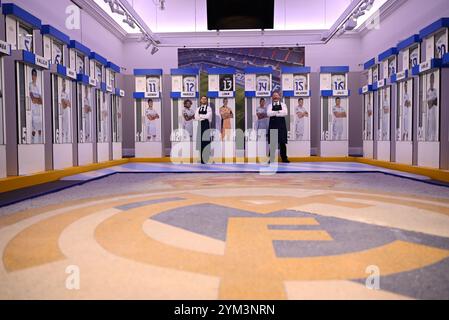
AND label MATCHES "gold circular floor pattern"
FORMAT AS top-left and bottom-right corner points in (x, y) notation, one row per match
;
(1, 174), (449, 300)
